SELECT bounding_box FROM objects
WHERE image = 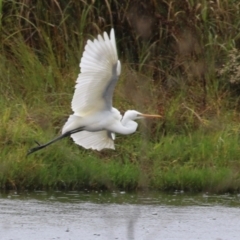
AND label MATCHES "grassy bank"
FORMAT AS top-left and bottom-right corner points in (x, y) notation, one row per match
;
(1, 125), (240, 192)
(1, 0), (240, 193)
